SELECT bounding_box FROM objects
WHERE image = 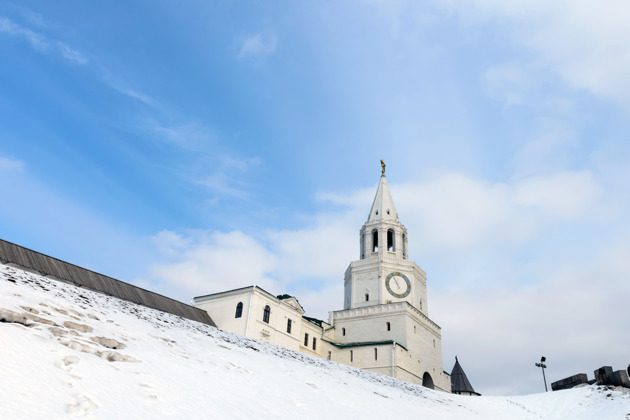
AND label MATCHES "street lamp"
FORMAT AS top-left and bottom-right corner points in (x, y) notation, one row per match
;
(535, 356), (548, 392)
